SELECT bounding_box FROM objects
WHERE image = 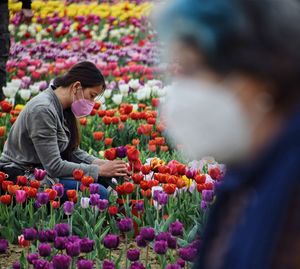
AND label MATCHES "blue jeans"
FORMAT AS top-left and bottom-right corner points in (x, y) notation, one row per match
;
(59, 178), (108, 201)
